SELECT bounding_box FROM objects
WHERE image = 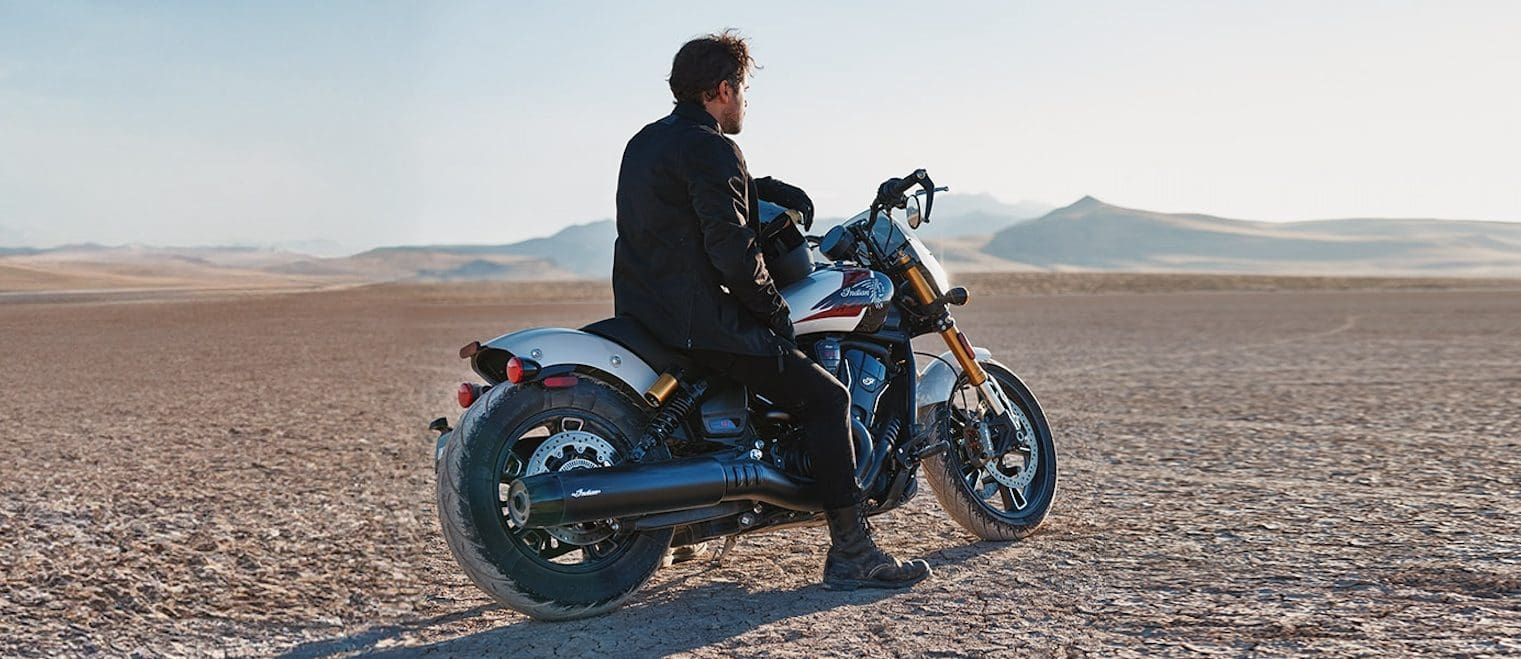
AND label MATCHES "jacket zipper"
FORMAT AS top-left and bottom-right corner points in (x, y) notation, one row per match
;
(684, 278), (698, 349)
